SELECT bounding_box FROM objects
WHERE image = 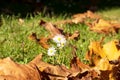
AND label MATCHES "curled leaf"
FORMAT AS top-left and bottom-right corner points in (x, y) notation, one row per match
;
(68, 31), (80, 40)
(40, 20), (62, 37)
(88, 19), (120, 34)
(0, 57), (42, 80)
